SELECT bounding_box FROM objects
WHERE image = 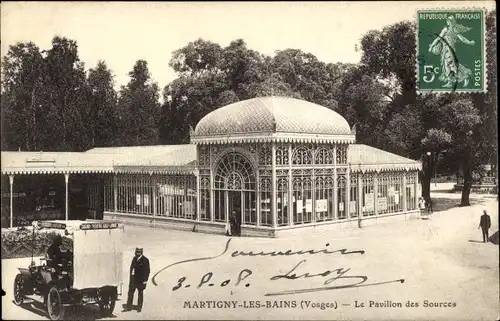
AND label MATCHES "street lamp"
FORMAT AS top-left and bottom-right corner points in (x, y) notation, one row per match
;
(426, 151), (438, 186)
